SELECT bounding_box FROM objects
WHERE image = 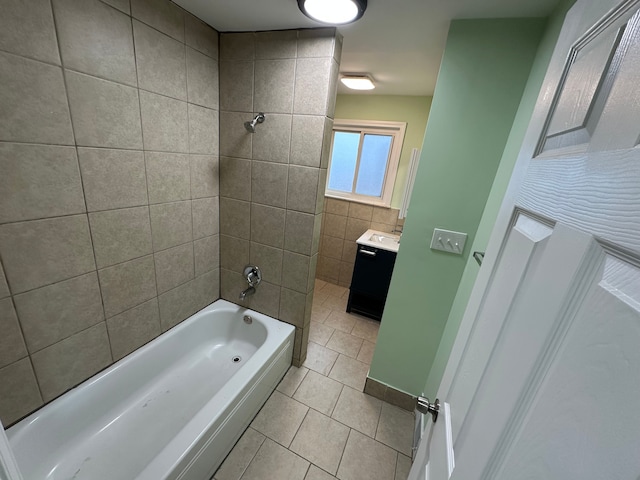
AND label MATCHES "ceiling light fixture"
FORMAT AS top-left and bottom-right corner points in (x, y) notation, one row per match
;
(297, 0), (367, 25)
(340, 74), (375, 90)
